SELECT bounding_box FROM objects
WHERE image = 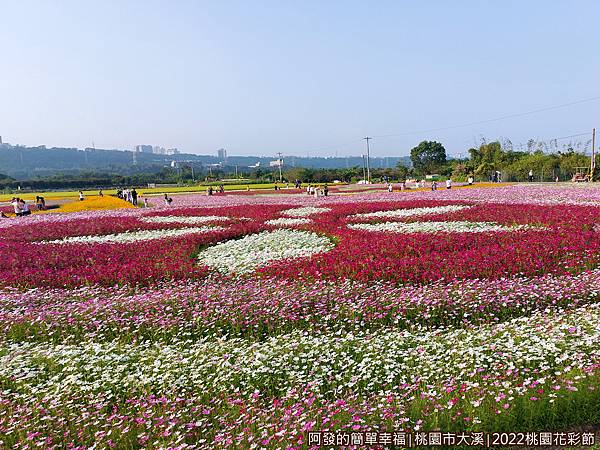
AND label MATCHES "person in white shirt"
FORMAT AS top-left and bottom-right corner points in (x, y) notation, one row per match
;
(446, 179), (452, 189)
(79, 191), (85, 201)
(11, 198), (22, 216)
